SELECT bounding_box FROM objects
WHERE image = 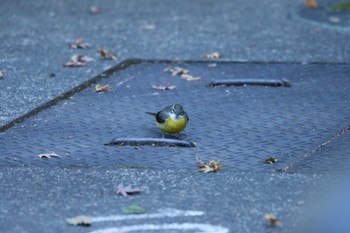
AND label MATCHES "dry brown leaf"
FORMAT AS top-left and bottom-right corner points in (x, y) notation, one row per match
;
(0, 70), (4, 79)
(38, 153), (61, 159)
(152, 85), (176, 91)
(305, 0), (317, 8)
(264, 156), (278, 164)
(181, 74), (201, 81)
(89, 6), (102, 14)
(264, 213), (282, 227)
(94, 84), (110, 92)
(63, 55), (94, 67)
(164, 66), (189, 76)
(98, 48), (117, 60)
(71, 55), (94, 63)
(203, 52), (222, 59)
(70, 38), (91, 49)
(116, 183), (142, 197)
(66, 215), (92, 226)
(197, 156), (222, 173)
